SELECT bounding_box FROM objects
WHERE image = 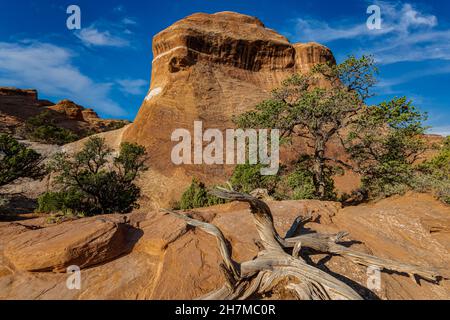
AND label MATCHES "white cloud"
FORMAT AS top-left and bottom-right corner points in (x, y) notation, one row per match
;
(116, 79), (147, 95)
(428, 126), (450, 136)
(122, 17), (137, 25)
(0, 41), (125, 116)
(377, 64), (450, 92)
(114, 5), (125, 13)
(291, 2), (449, 64)
(398, 3), (437, 31)
(294, 18), (390, 43)
(75, 26), (129, 47)
(74, 15), (138, 48)
(294, 2), (437, 42)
